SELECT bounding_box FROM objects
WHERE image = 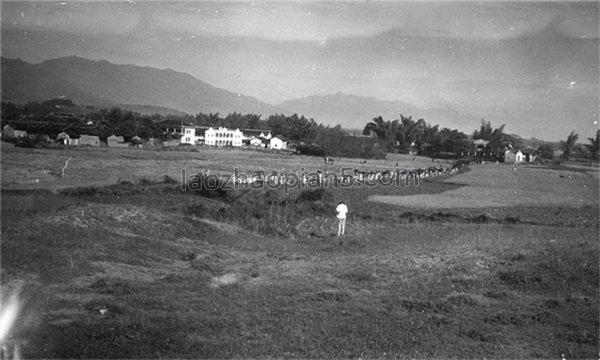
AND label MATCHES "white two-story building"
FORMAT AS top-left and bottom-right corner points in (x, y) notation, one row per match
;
(180, 126), (203, 145)
(204, 127), (244, 147)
